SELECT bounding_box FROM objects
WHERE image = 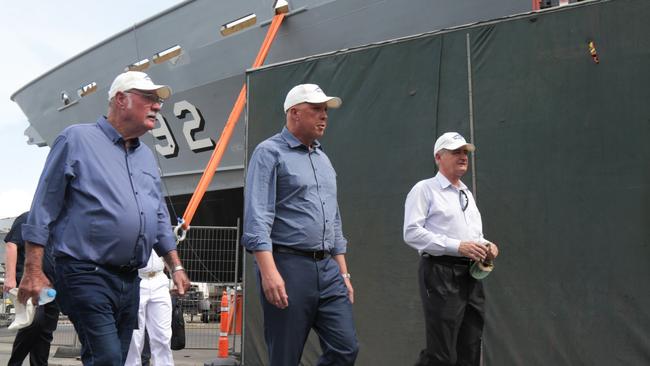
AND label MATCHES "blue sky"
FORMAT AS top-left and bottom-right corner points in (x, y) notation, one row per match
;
(0, 0), (182, 218)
